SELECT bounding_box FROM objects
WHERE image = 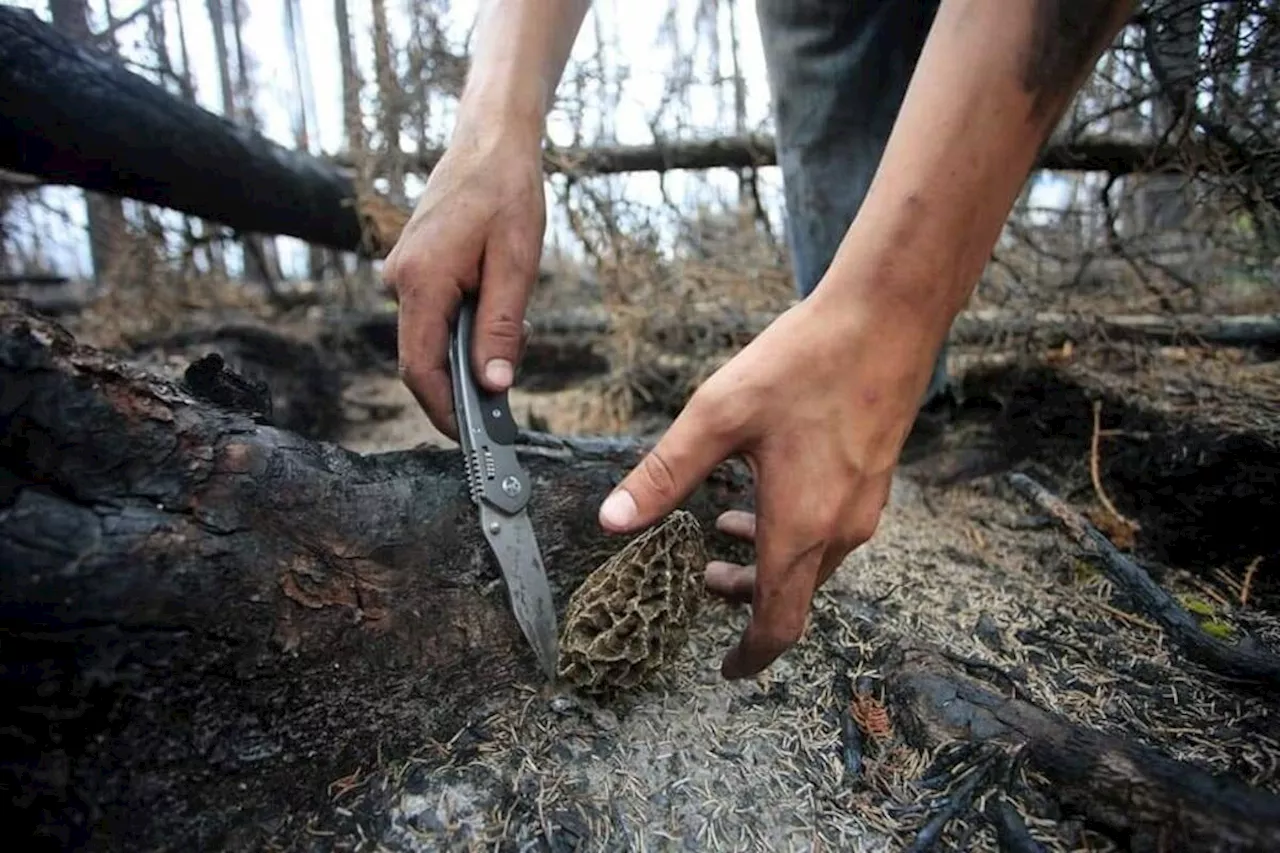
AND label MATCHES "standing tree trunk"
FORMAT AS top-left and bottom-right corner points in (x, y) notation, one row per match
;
(47, 0), (128, 286)
(206, 0), (269, 283)
(335, 0), (365, 158)
(229, 0), (281, 285)
(370, 0), (405, 207)
(283, 0), (327, 280)
(177, 0), (227, 275)
(334, 0), (378, 305)
(1135, 0), (1202, 233)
